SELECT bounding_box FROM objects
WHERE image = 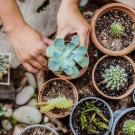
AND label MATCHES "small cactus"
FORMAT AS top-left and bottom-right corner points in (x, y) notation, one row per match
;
(123, 120), (135, 135)
(110, 22), (125, 38)
(36, 96), (73, 112)
(102, 65), (127, 90)
(0, 55), (9, 80)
